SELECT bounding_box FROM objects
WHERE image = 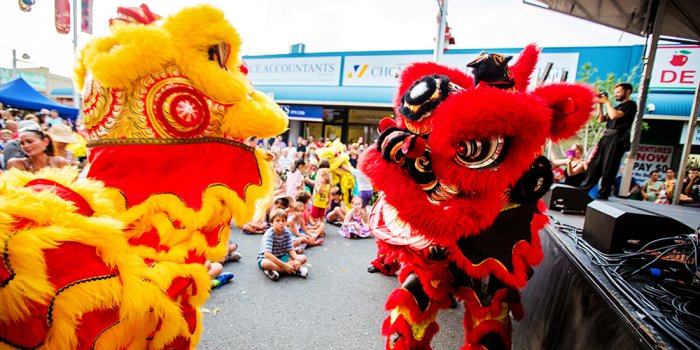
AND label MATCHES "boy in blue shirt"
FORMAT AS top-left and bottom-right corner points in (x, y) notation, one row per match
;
(258, 209), (308, 281)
